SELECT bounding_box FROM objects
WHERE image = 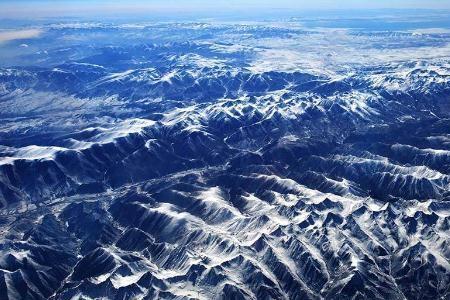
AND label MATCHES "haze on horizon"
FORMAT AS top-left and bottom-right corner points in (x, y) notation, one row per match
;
(1, 0), (450, 18)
